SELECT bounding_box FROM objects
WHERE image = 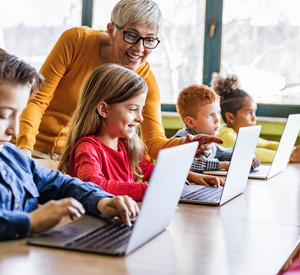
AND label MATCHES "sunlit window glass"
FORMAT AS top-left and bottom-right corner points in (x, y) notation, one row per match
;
(221, 0), (300, 104)
(93, 0), (206, 104)
(0, 0), (82, 70)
